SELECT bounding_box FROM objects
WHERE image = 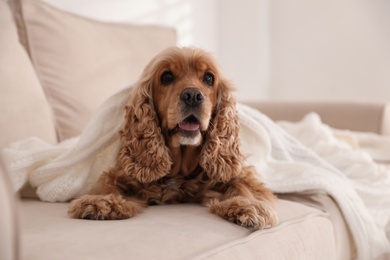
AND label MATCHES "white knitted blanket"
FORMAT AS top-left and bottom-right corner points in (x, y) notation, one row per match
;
(2, 86), (390, 259)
